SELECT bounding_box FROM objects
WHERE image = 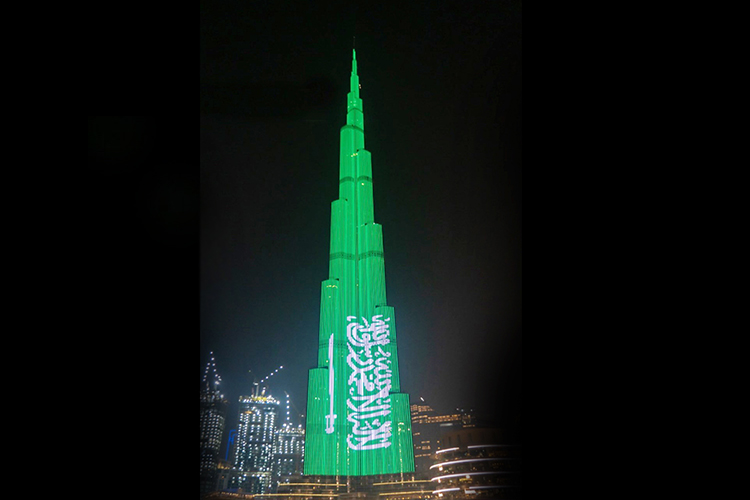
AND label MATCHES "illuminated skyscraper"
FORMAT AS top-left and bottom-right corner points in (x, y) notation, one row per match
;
(200, 352), (228, 496)
(233, 391), (280, 493)
(273, 422), (305, 483)
(272, 392), (305, 486)
(303, 49), (415, 477)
